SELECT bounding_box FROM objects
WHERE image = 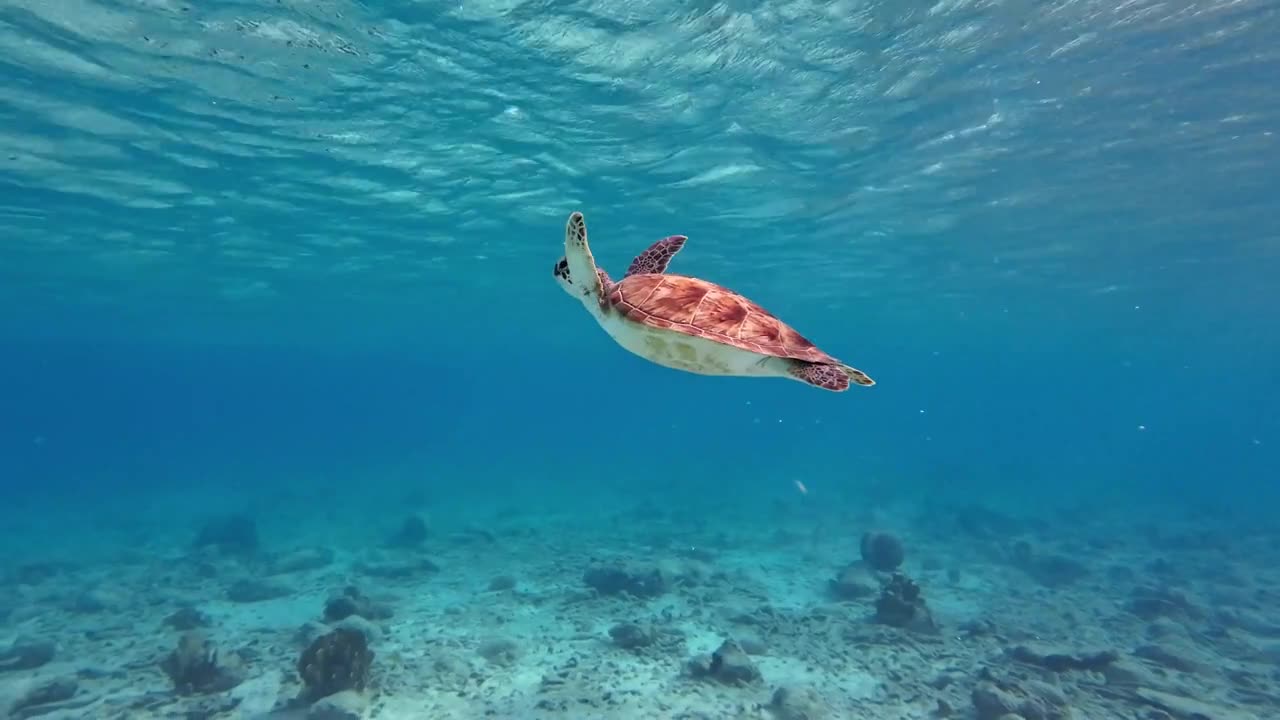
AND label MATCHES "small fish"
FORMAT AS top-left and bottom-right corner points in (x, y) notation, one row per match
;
(793, 479), (808, 495)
